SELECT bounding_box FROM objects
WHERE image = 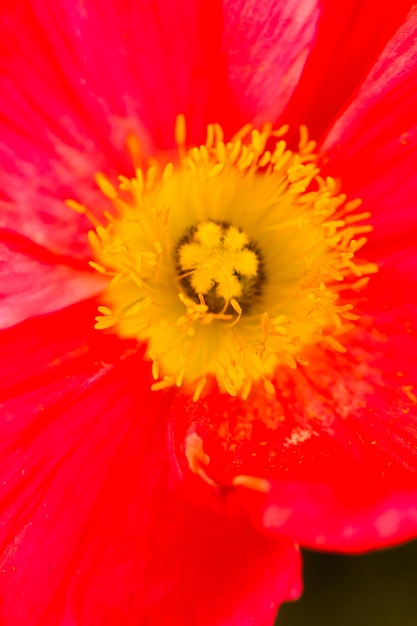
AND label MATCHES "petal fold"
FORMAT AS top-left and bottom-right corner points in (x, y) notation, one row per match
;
(322, 5), (417, 243)
(0, 229), (103, 328)
(282, 0), (415, 139)
(222, 0), (319, 125)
